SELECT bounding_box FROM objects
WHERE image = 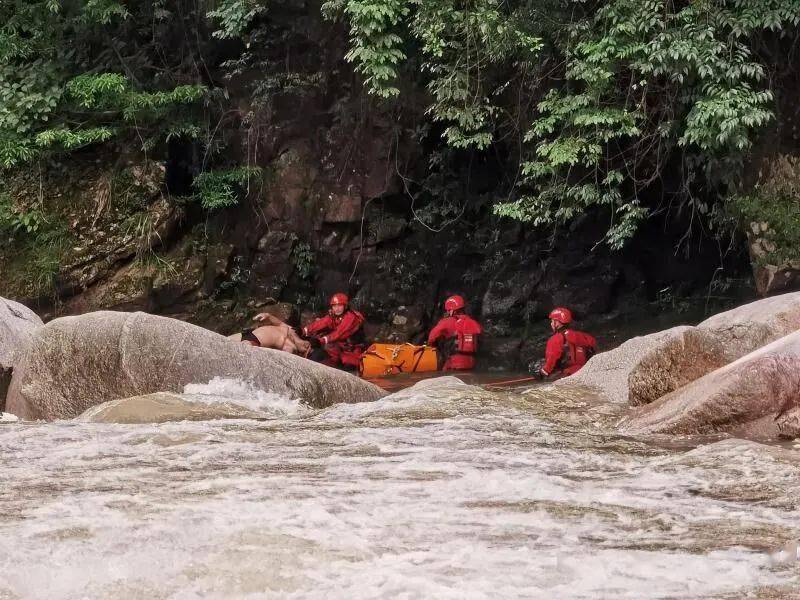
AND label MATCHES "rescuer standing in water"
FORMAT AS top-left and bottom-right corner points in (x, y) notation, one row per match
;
(427, 295), (483, 371)
(531, 307), (596, 379)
